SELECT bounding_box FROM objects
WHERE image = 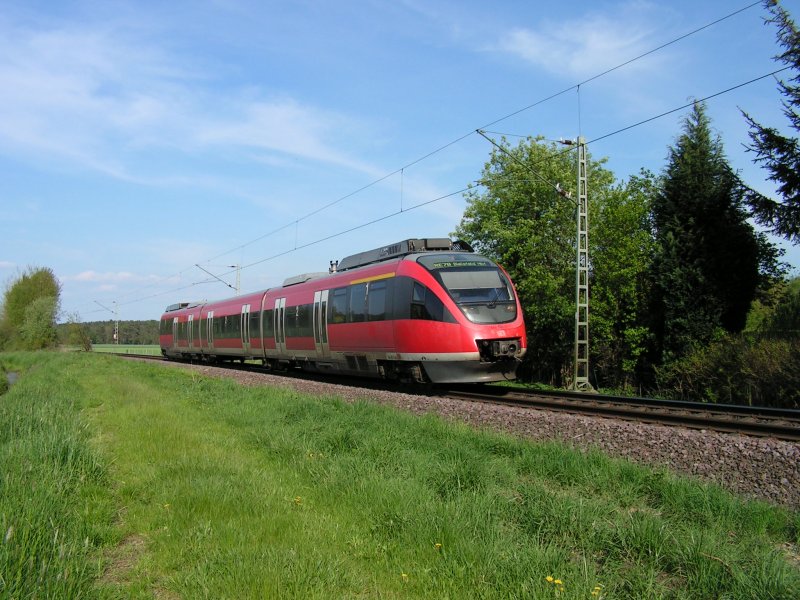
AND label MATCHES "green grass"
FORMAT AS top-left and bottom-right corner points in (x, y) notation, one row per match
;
(1, 351), (799, 598)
